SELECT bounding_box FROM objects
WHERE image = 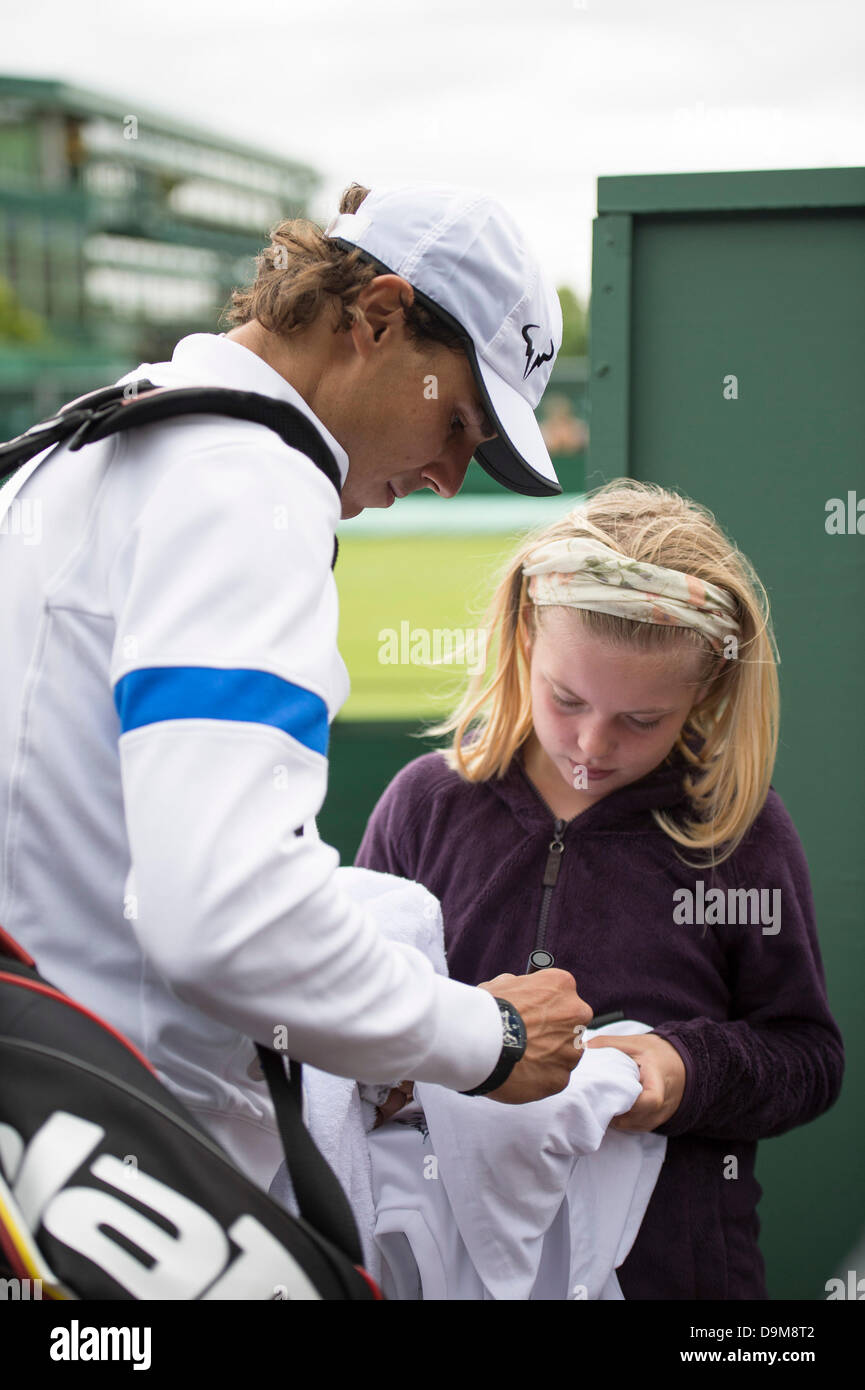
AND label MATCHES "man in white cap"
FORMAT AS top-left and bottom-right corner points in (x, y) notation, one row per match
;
(229, 181), (565, 509)
(0, 181), (591, 1195)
